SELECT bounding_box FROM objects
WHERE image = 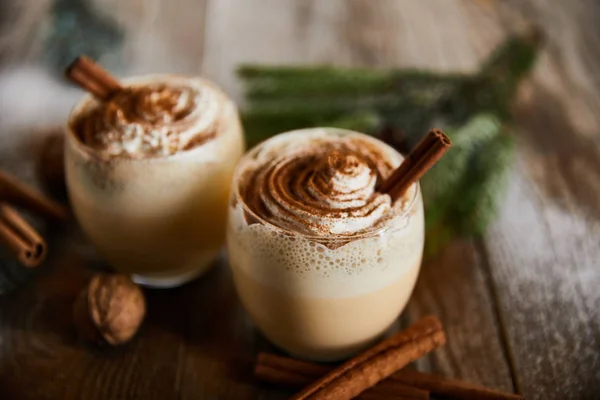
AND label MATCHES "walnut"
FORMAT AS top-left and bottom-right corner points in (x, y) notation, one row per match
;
(73, 273), (146, 346)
